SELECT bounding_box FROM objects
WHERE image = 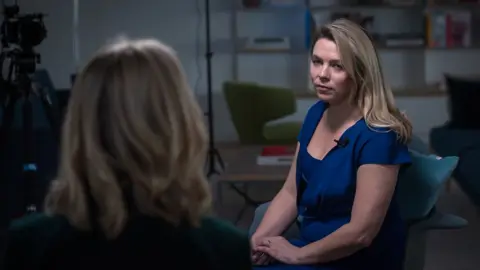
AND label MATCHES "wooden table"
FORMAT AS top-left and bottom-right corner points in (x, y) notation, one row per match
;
(210, 144), (293, 223)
